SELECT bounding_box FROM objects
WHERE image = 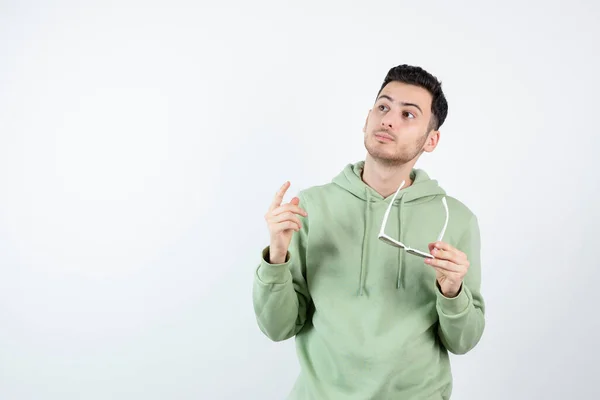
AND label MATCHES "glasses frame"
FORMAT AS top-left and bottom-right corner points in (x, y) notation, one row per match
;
(377, 181), (449, 259)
